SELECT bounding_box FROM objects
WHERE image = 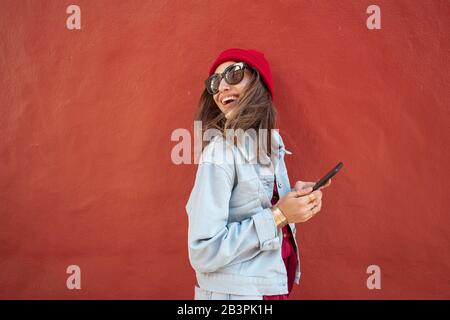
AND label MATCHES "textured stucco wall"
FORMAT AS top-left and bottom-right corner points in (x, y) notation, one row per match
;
(0, 0), (449, 299)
